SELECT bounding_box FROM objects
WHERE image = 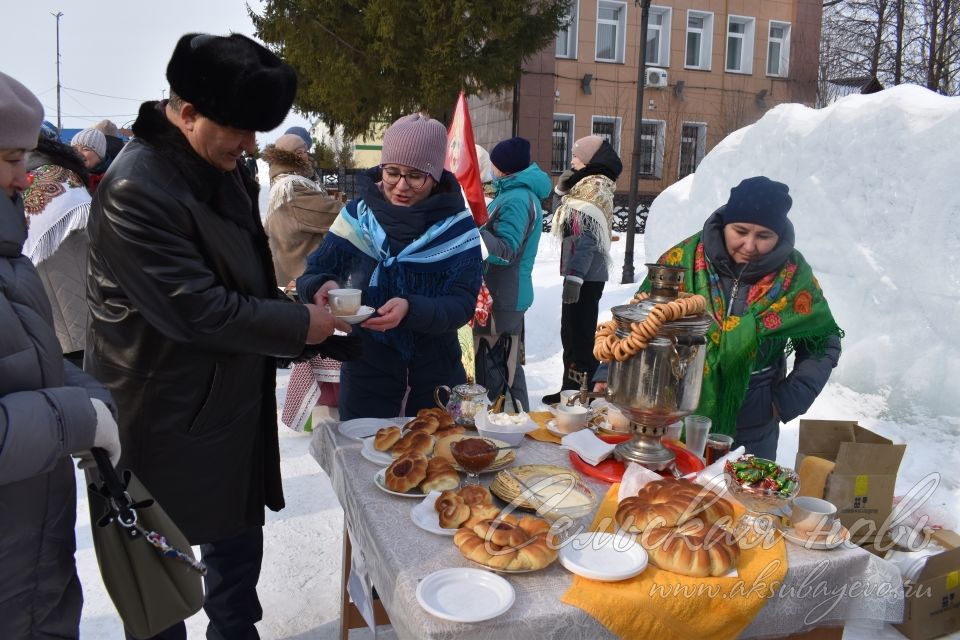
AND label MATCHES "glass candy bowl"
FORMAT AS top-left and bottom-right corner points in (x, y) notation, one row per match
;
(724, 465), (800, 545)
